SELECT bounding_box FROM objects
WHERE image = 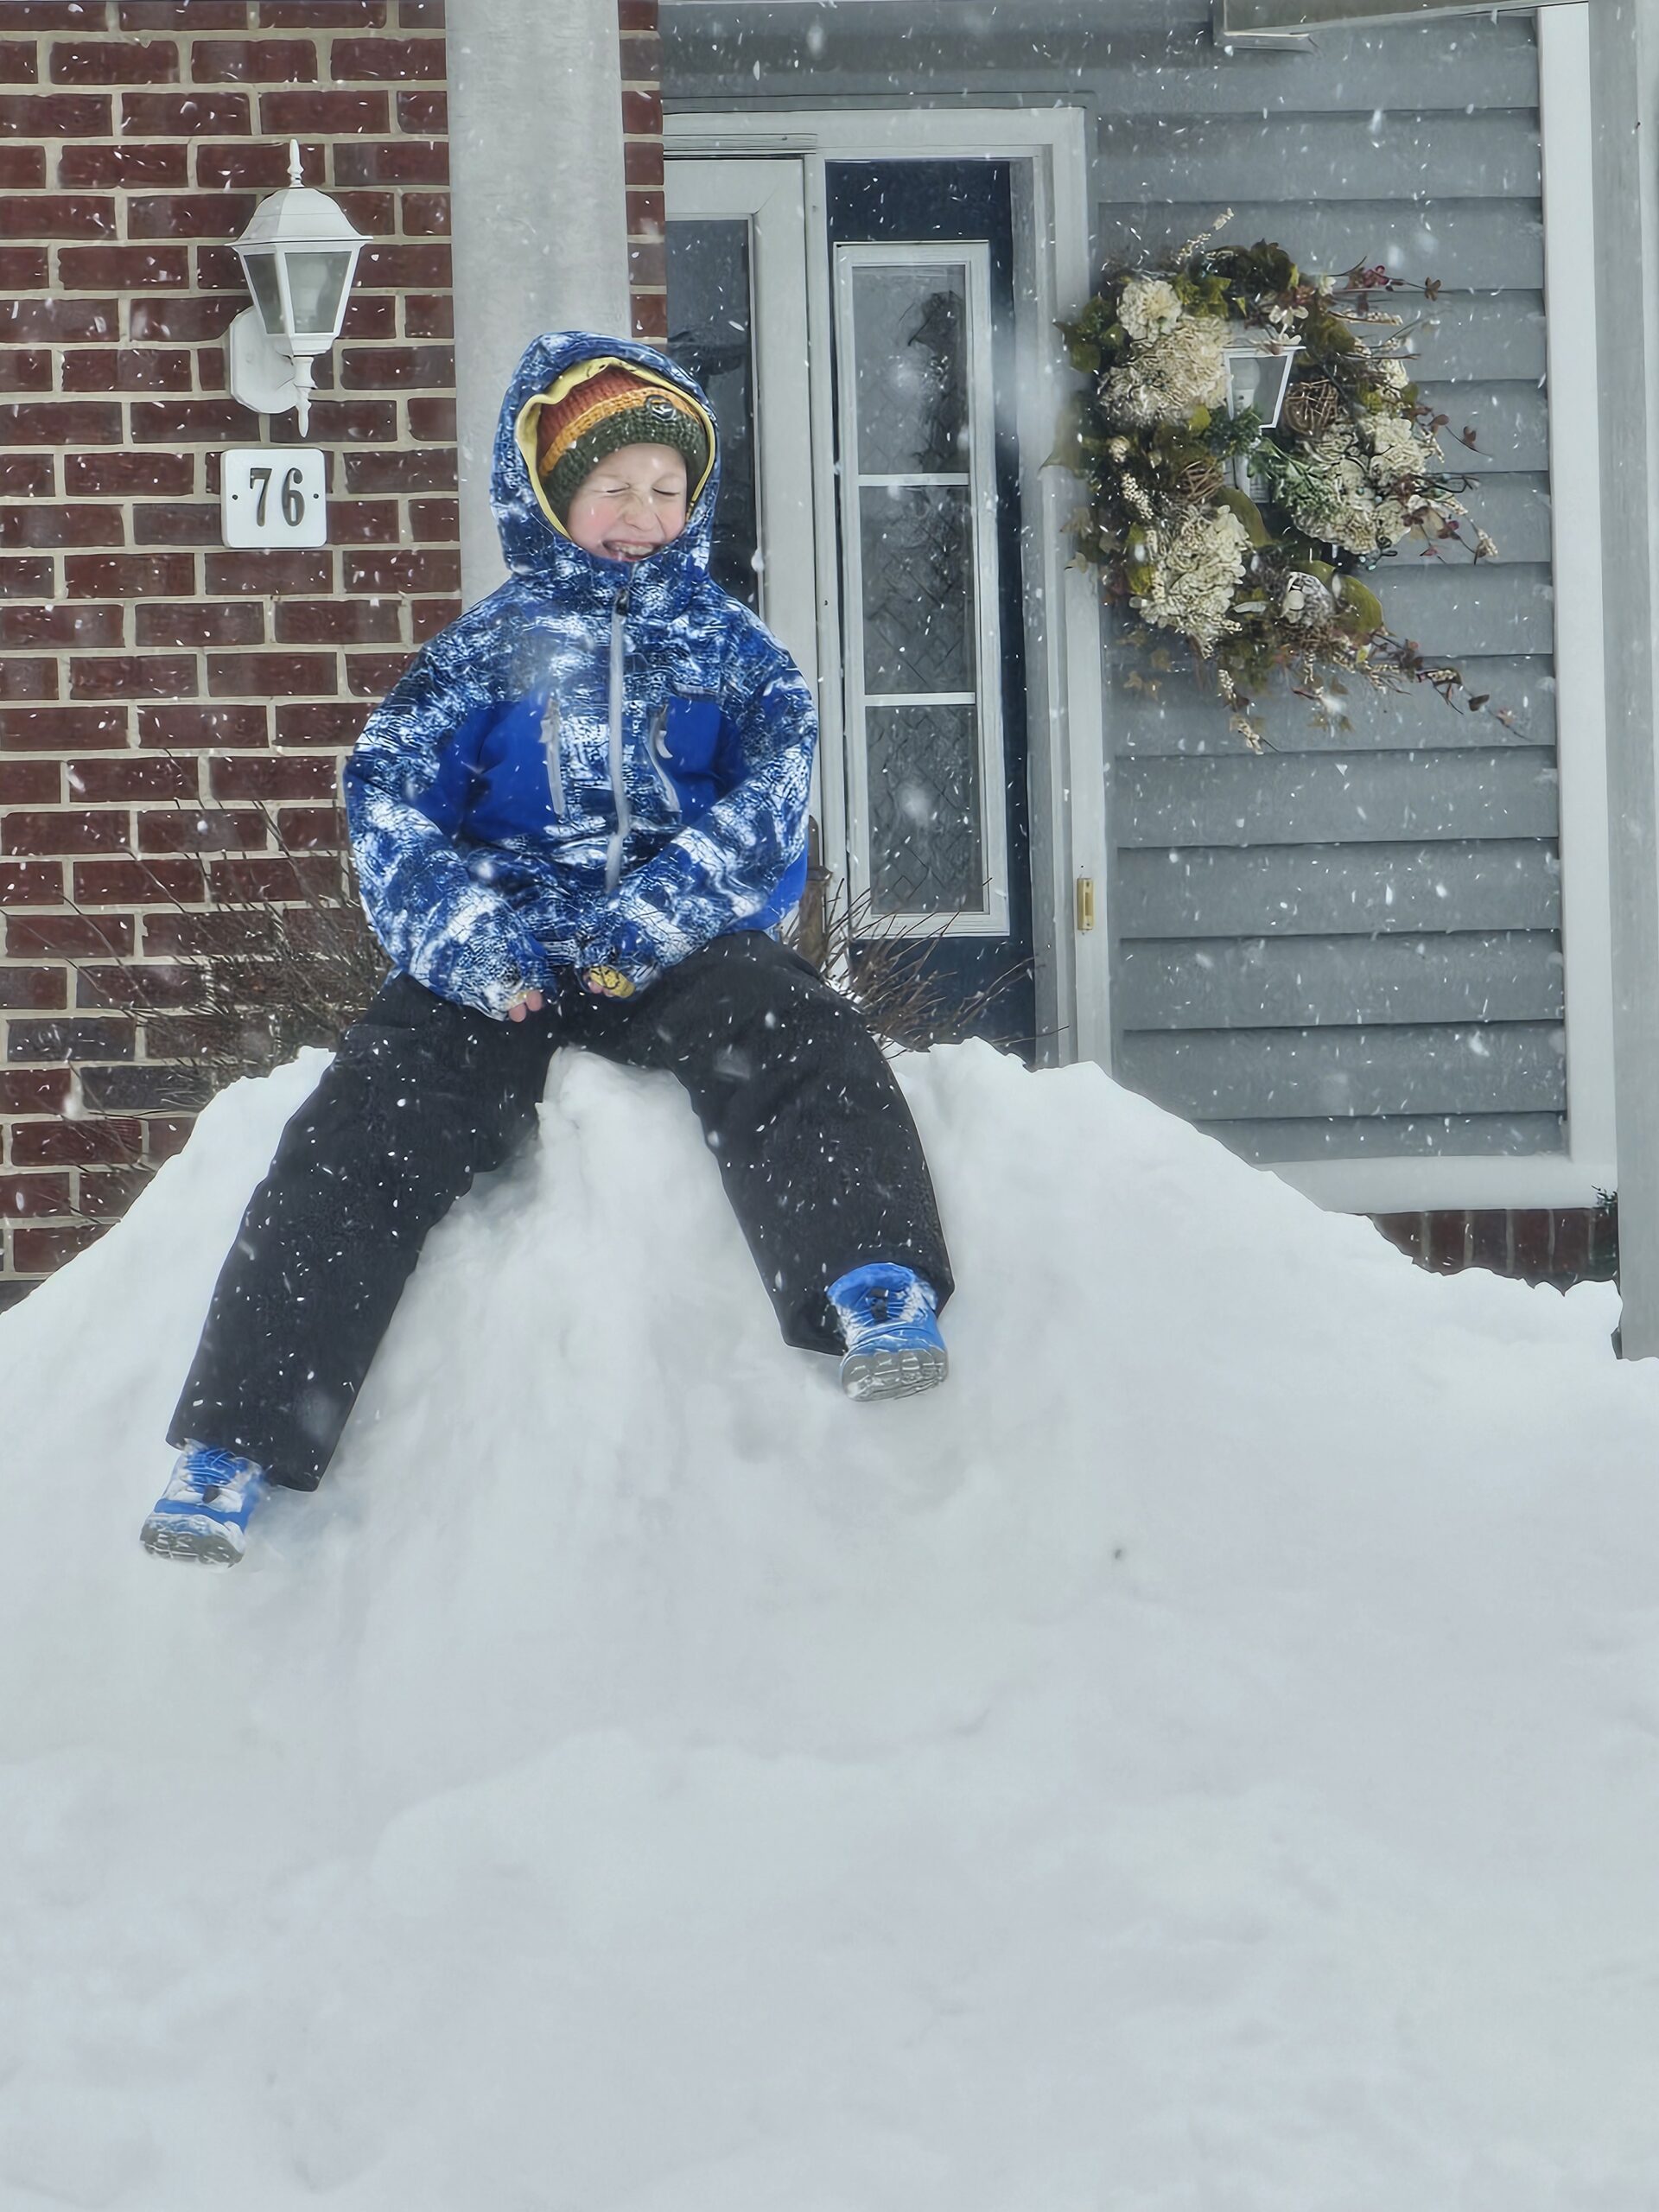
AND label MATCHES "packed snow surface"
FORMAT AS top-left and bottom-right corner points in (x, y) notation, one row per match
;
(3, 1043), (1657, 2210)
